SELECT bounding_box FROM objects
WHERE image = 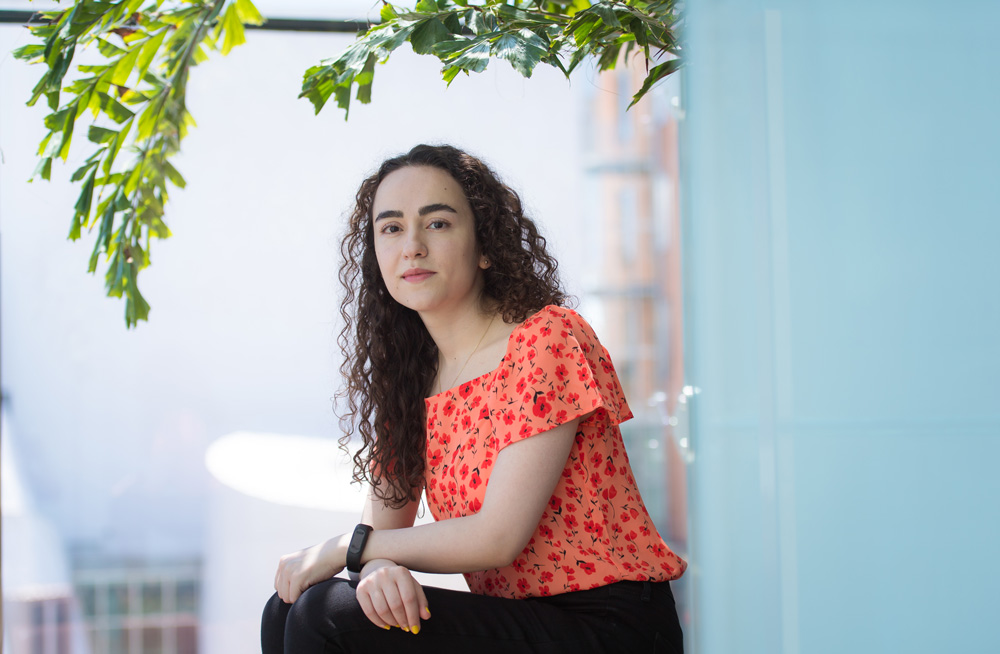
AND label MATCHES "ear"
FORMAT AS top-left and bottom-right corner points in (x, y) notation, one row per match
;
(479, 256), (491, 270)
